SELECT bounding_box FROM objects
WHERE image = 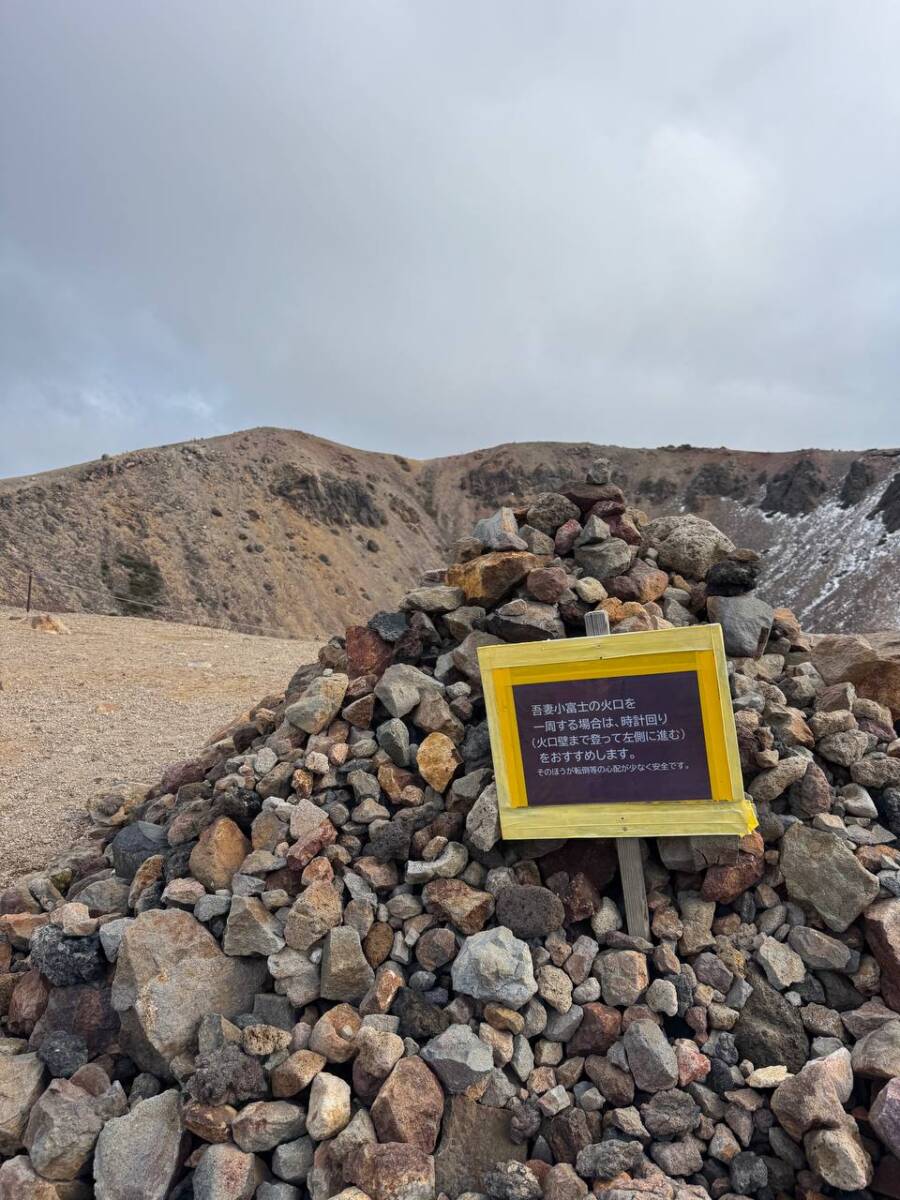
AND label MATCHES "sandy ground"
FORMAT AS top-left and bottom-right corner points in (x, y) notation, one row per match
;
(0, 607), (318, 889)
